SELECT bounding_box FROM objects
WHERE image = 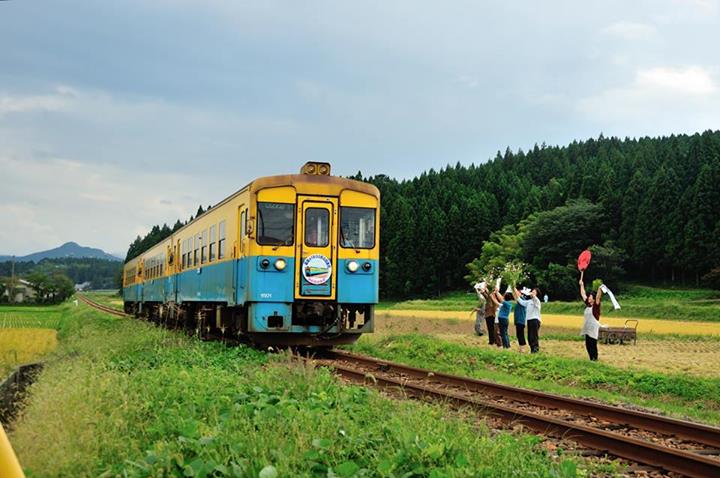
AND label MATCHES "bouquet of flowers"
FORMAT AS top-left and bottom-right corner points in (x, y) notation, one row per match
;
(483, 265), (503, 290)
(501, 261), (528, 287)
